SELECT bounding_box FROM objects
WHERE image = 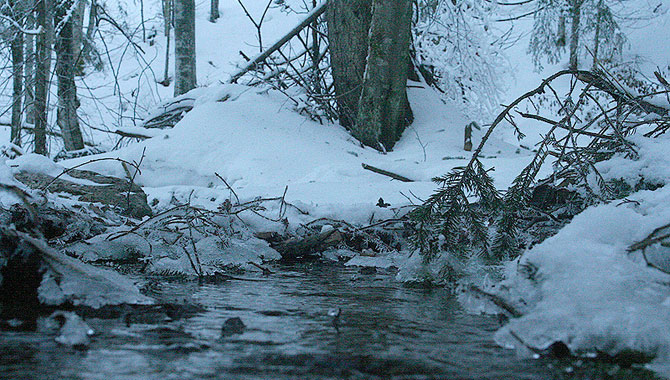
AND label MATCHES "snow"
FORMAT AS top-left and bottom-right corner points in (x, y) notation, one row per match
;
(35, 236), (153, 308)
(0, 0), (669, 376)
(448, 134), (670, 376)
